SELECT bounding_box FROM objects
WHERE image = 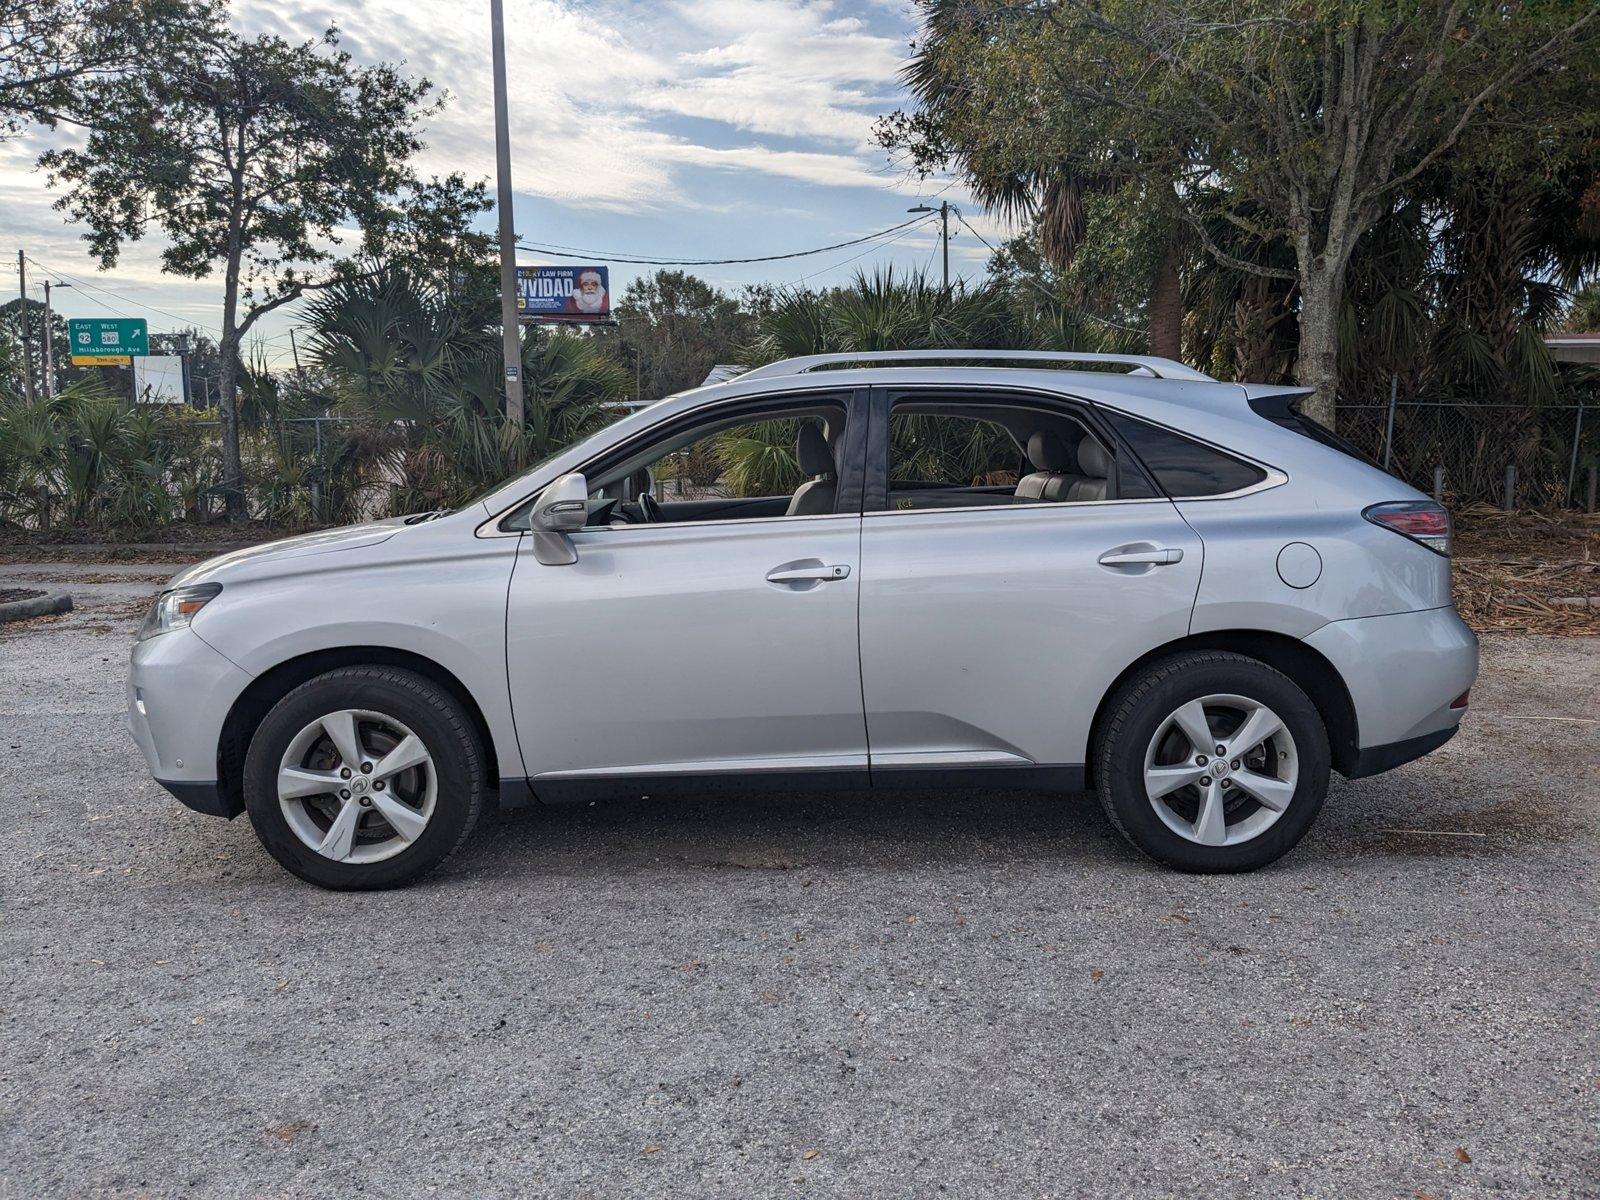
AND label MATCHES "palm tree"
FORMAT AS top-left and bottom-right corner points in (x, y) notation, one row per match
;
(304, 266), (628, 513)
